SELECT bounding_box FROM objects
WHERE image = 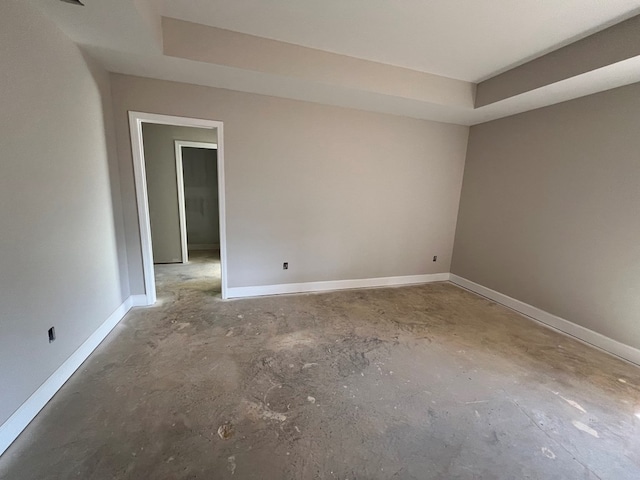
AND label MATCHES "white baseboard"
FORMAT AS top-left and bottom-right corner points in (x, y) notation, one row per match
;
(130, 294), (151, 307)
(449, 274), (640, 367)
(188, 244), (219, 251)
(5, 275), (636, 459)
(227, 272), (451, 298)
(0, 296), (140, 457)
